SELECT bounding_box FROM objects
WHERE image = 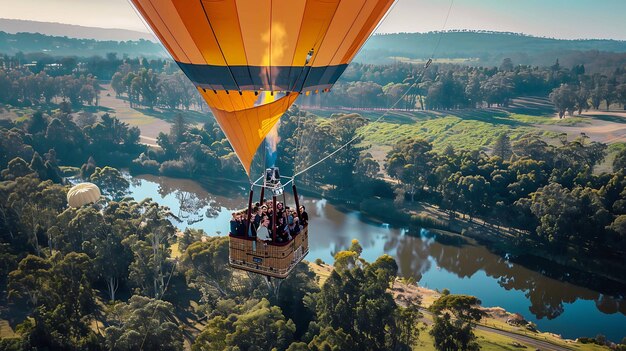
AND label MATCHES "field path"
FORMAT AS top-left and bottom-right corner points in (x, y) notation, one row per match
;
(99, 84), (170, 146)
(542, 111), (626, 144)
